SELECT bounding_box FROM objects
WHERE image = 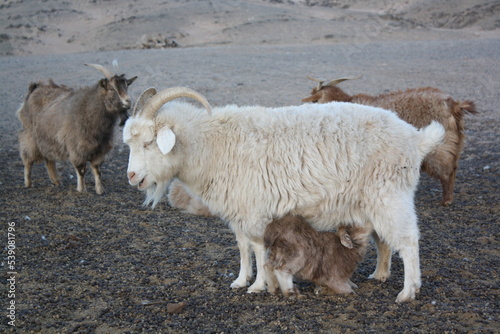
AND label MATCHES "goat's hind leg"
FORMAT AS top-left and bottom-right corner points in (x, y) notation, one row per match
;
(395, 238), (421, 303)
(440, 168), (456, 206)
(45, 160), (61, 186)
(23, 160), (34, 188)
(374, 202), (421, 302)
